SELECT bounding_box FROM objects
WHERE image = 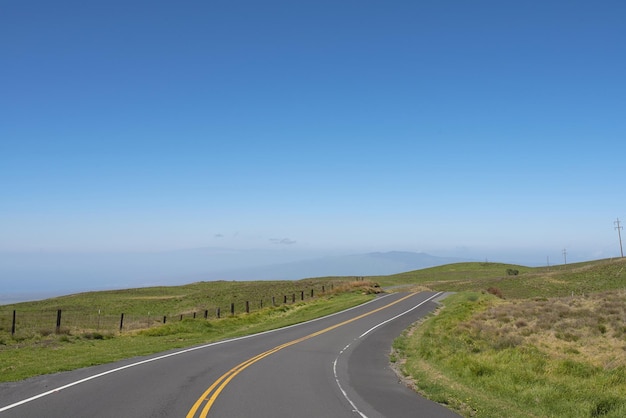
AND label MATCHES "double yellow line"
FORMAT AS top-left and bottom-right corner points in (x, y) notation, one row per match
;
(186, 292), (418, 418)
